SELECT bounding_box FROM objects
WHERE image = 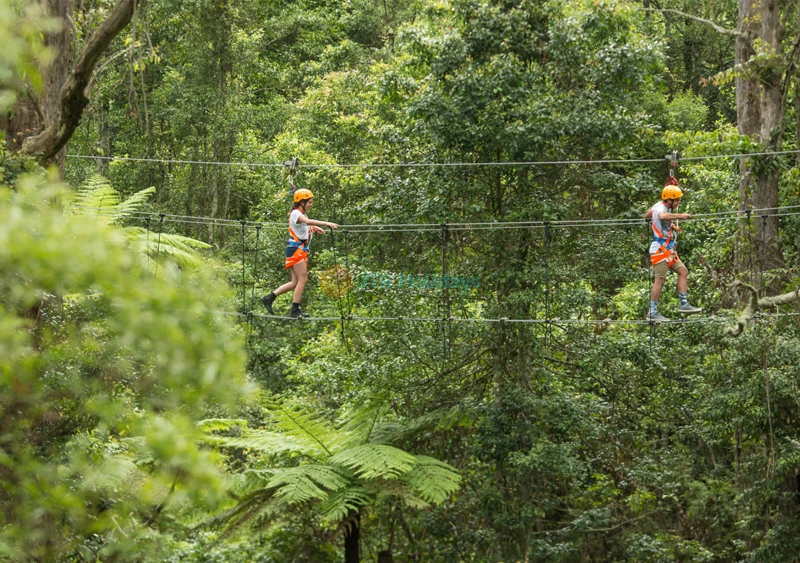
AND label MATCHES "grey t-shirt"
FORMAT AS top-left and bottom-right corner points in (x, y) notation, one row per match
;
(649, 201), (677, 254)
